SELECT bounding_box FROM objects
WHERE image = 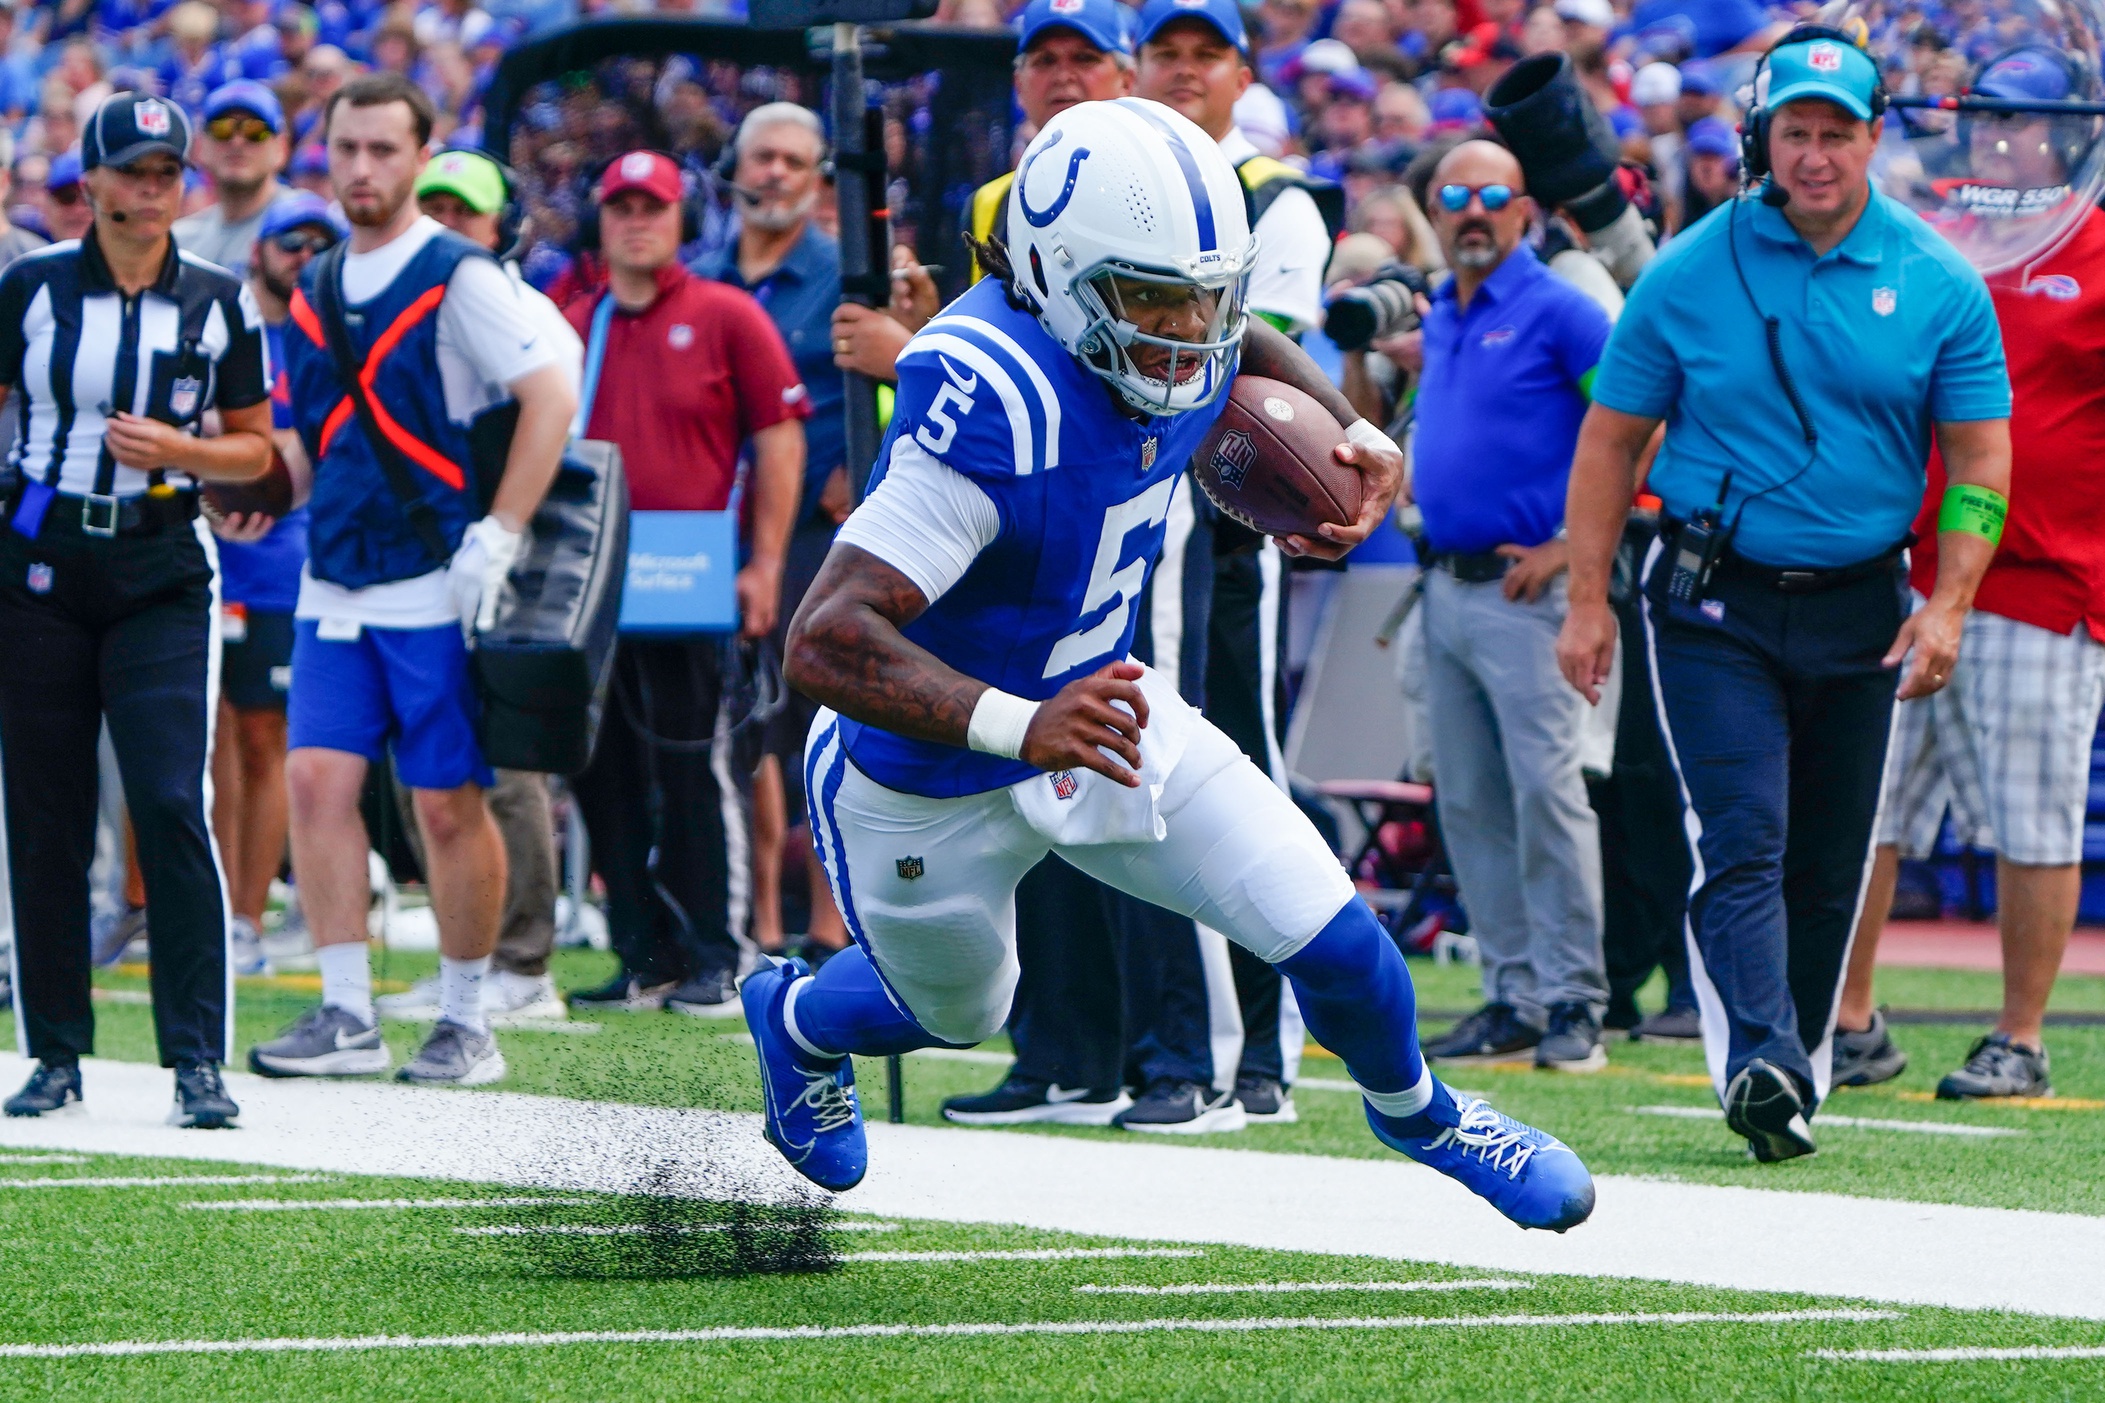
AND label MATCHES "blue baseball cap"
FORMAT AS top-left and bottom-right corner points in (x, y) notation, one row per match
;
(83, 92), (192, 170)
(203, 79), (285, 134)
(257, 190), (345, 241)
(1686, 115), (1739, 158)
(46, 150), (81, 191)
(1016, 0), (1132, 57)
(1136, 0), (1248, 57)
(1974, 46), (2083, 102)
(1762, 34), (1882, 121)
(1677, 58), (1721, 96)
(1427, 86), (1483, 129)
